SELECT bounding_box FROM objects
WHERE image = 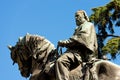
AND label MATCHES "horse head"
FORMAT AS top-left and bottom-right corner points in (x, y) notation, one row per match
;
(8, 33), (56, 79)
(8, 34), (35, 78)
(8, 45), (32, 78)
